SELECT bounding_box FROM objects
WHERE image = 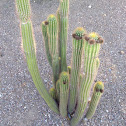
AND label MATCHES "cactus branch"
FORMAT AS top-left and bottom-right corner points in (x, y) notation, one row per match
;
(47, 15), (60, 87)
(58, 0), (69, 72)
(70, 33), (103, 126)
(85, 81), (104, 119)
(20, 21), (59, 114)
(41, 21), (52, 66)
(68, 27), (86, 114)
(59, 72), (69, 117)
